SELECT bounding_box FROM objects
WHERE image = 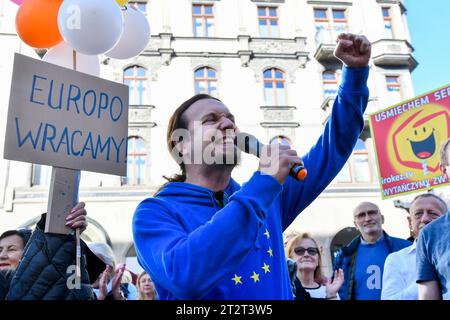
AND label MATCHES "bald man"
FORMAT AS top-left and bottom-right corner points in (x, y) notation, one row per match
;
(333, 202), (411, 300)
